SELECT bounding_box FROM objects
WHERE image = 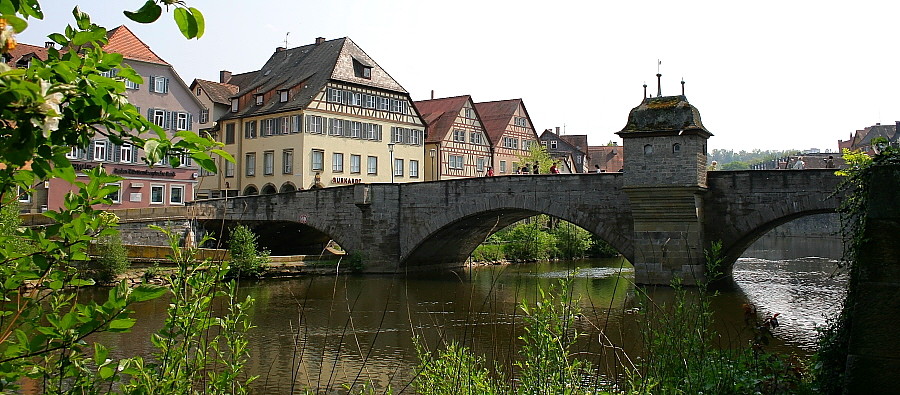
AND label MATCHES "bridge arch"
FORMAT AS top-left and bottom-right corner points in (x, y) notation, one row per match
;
(705, 171), (842, 275)
(401, 193), (634, 267)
